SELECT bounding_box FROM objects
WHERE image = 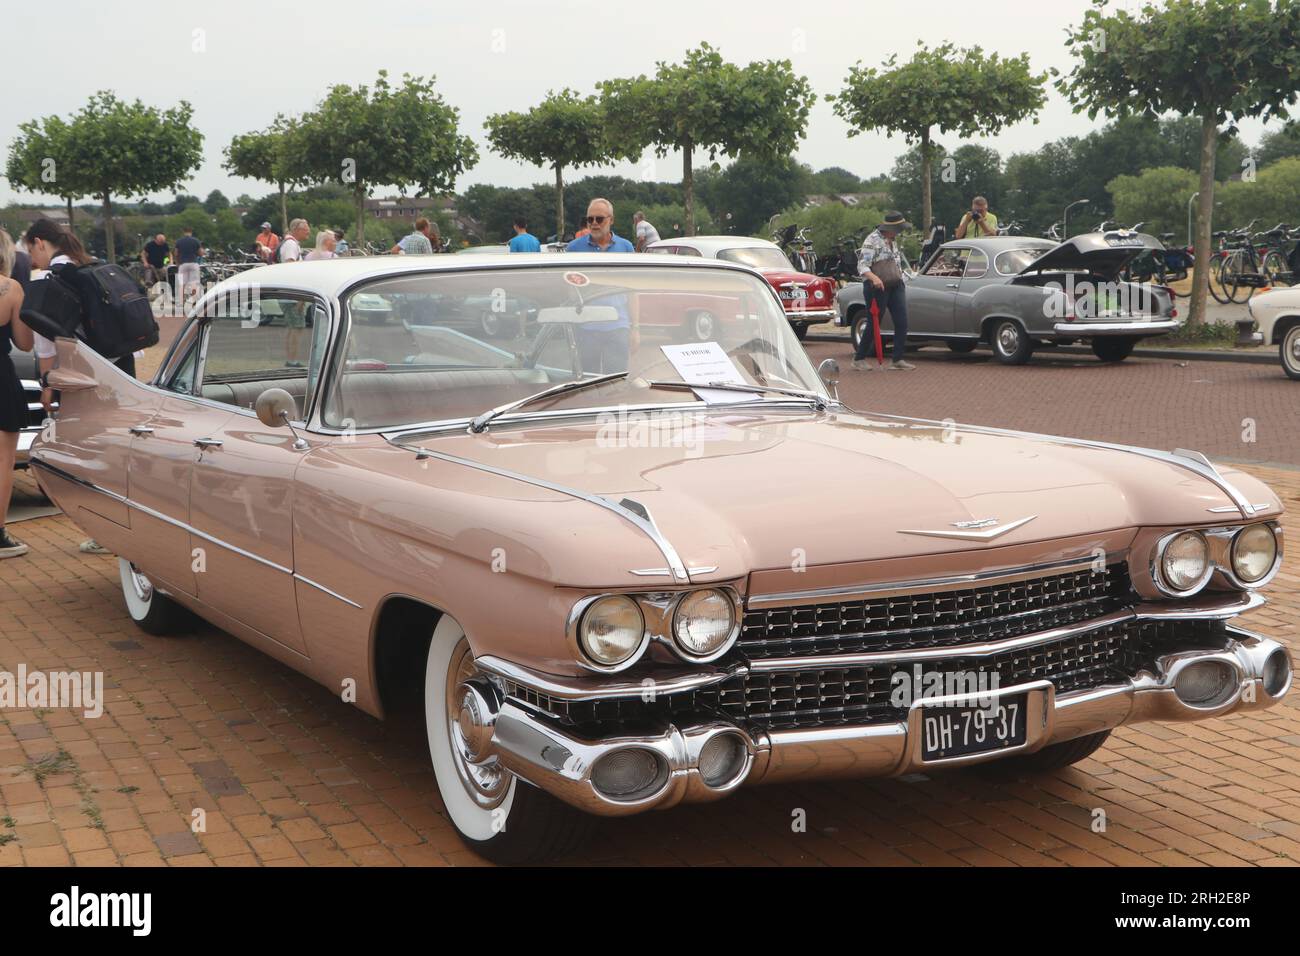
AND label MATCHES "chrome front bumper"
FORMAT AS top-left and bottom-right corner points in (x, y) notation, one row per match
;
(477, 625), (1291, 817)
